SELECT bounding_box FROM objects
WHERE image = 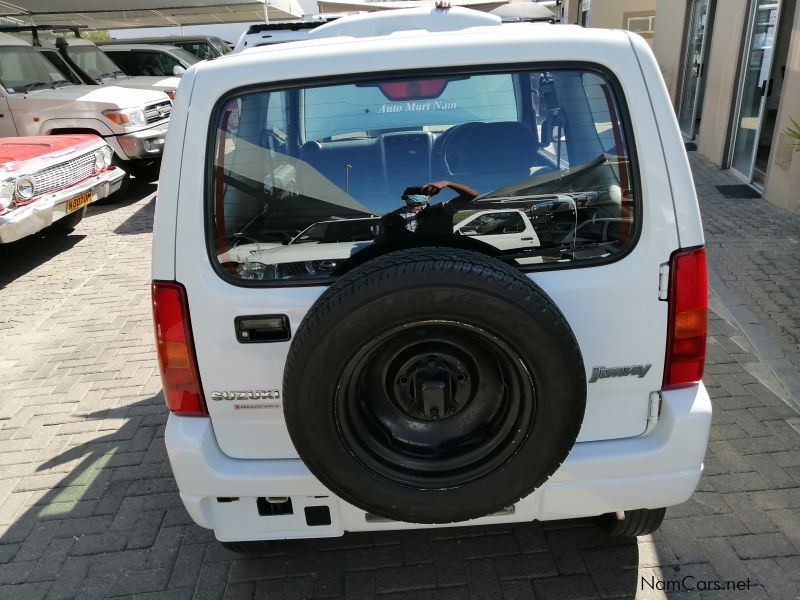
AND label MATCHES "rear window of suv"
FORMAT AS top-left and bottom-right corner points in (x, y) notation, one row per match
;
(209, 66), (638, 284)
